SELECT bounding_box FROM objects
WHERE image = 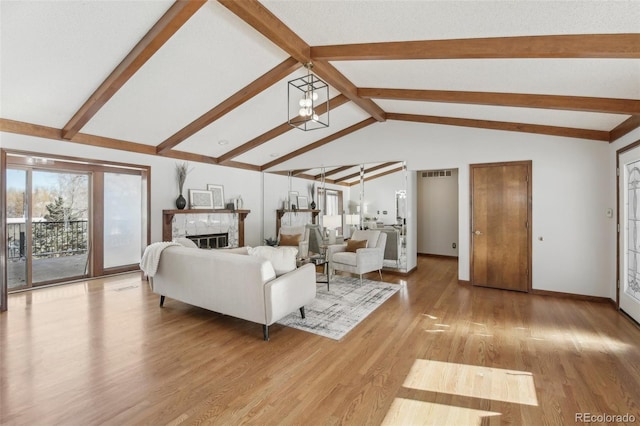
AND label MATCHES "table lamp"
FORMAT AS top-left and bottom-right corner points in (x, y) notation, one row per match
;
(322, 215), (342, 244)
